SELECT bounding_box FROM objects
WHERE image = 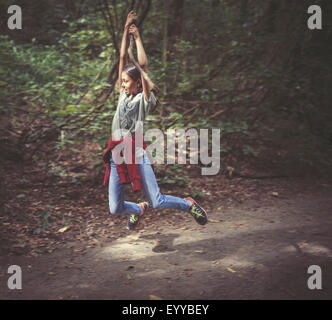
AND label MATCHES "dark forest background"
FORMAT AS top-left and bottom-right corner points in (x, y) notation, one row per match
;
(1, 0), (332, 182)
